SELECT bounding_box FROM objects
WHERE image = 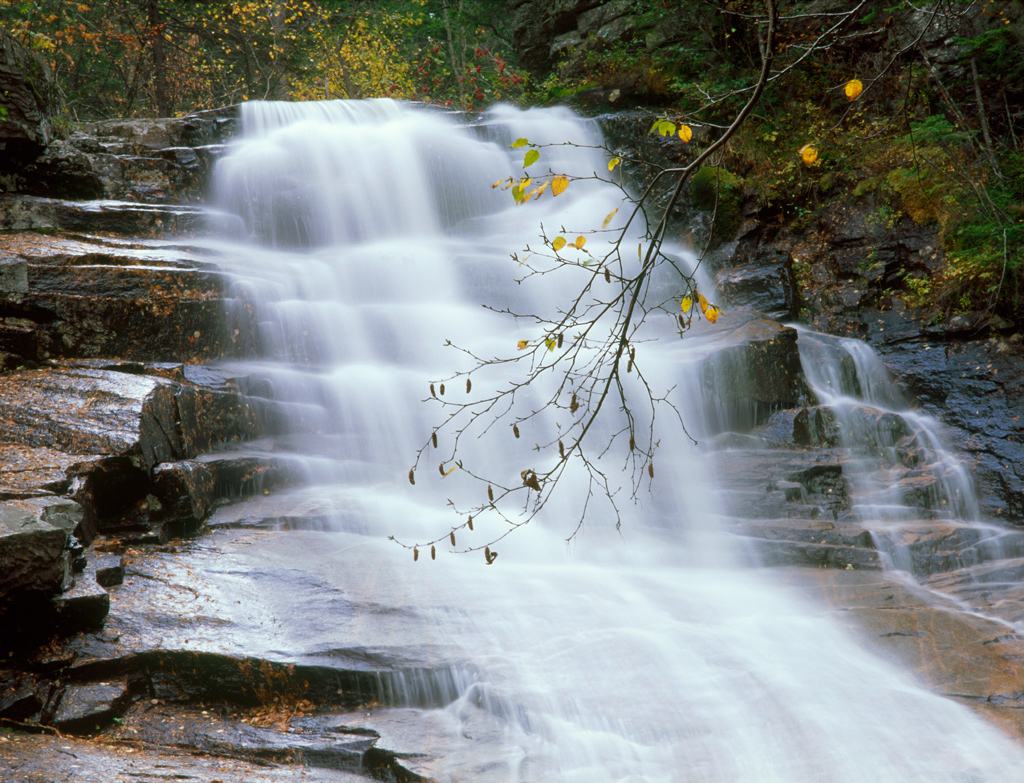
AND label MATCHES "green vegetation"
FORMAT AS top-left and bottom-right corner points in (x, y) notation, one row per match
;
(2, 0), (1020, 320)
